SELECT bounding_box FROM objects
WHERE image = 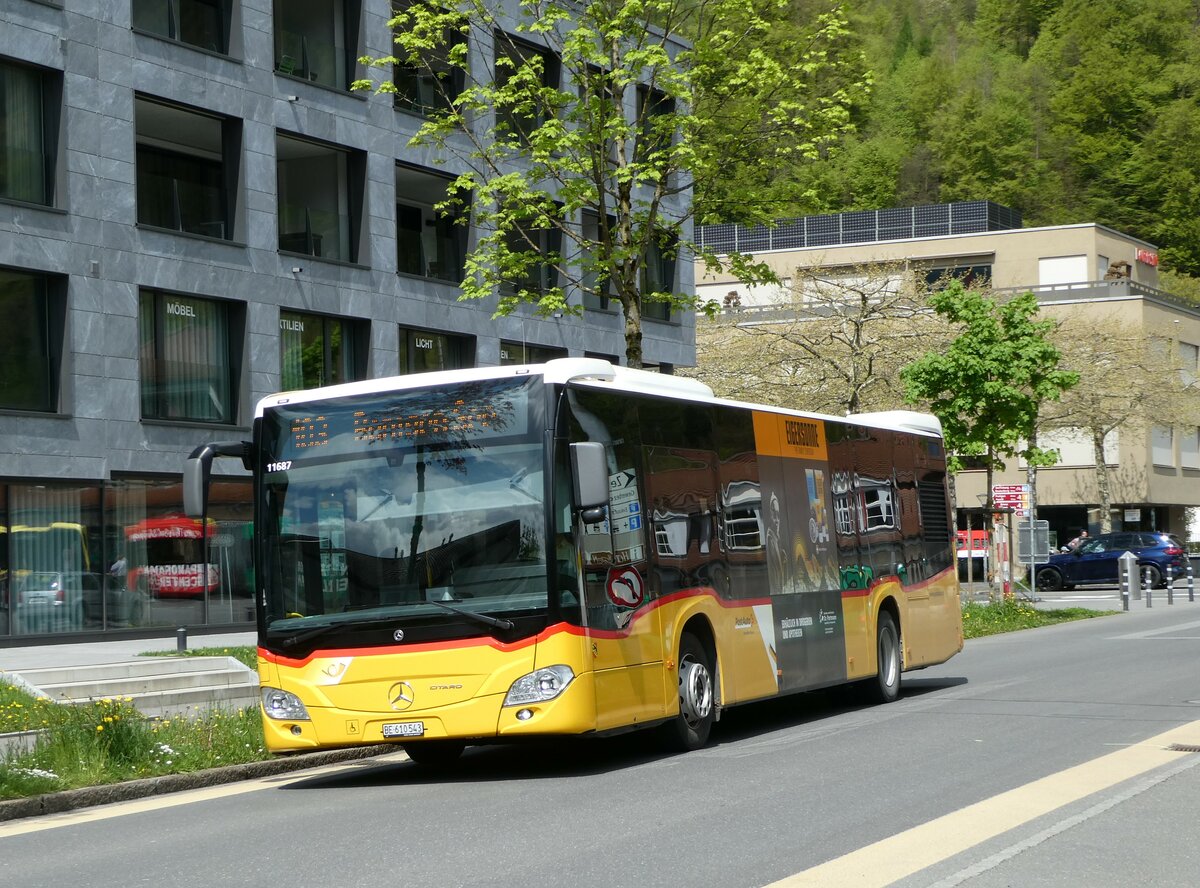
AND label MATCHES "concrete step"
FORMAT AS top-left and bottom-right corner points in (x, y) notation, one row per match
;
(10, 657), (260, 718)
(14, 656), (232, 687)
